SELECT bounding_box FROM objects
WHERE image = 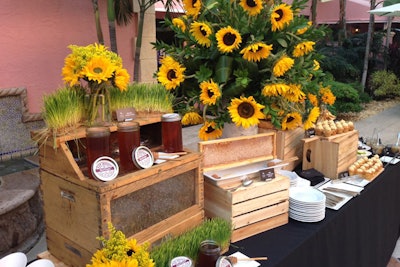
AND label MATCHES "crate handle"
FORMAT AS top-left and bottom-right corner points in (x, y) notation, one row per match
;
(60, 190), (75, 202)
(306, 149), (312, 162)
